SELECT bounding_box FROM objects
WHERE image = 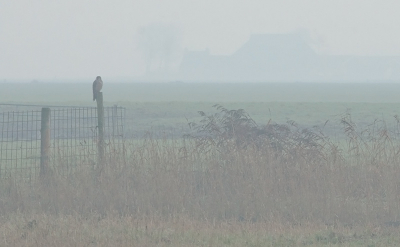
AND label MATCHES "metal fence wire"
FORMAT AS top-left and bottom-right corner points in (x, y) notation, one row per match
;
(0, 105), (125, 180)
(0, 110), (41, 180)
